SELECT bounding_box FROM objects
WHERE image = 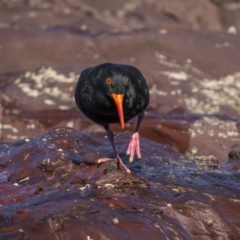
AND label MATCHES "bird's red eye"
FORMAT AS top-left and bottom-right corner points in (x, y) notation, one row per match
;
(106, 78), (112, 85)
